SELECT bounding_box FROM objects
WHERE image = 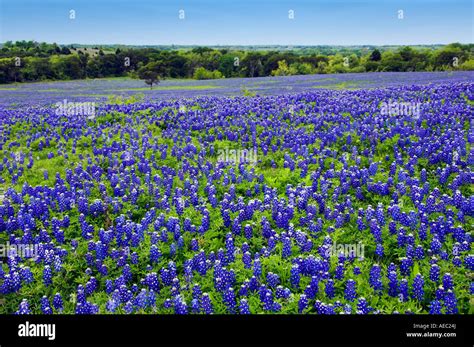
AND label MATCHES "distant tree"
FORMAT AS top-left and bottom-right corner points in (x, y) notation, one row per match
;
(218, 54), (237, 77)
(433, 47), (466, 69)
(60, 46), (71, 55)
(139, 69), (159, 89)
(192, 47), (213, 55)
(0, 42), (472, 84)
(317, 61), (328, 74)
(137, 62), (162, 89)
(290, 62), (314, 75)
(399, 47), (414, 62)
(193, 67), (223, 80)
(271, 60), (295, 76)
(370, 49), (382, 61)
(242, 52), (264, 77)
